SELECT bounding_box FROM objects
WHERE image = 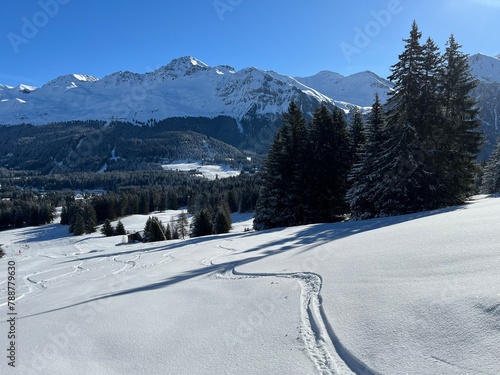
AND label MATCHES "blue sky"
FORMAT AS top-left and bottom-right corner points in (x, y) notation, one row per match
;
(1, 0), (499, 87)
